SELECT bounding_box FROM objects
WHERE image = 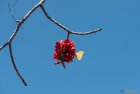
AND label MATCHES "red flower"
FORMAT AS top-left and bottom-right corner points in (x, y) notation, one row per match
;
(53, 39), (76, 68)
